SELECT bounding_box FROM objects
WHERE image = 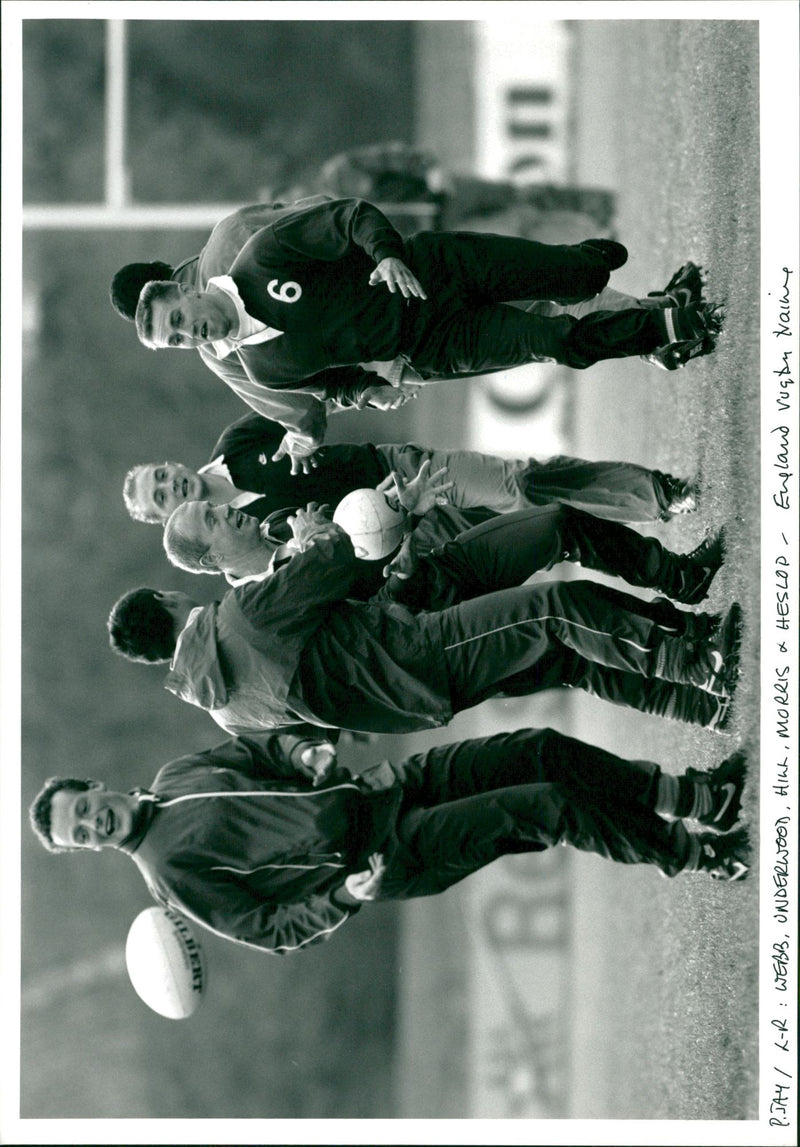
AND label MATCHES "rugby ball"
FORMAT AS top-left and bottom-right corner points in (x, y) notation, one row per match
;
(125, 907), (207, 1020)
(333, 487), (406, 560)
